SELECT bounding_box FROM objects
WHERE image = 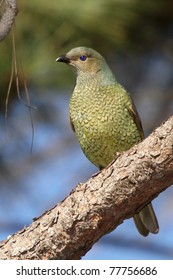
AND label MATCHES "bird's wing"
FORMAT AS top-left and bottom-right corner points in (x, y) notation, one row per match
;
(127, 96), (145, 140)
(70, 115), (75, 132)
